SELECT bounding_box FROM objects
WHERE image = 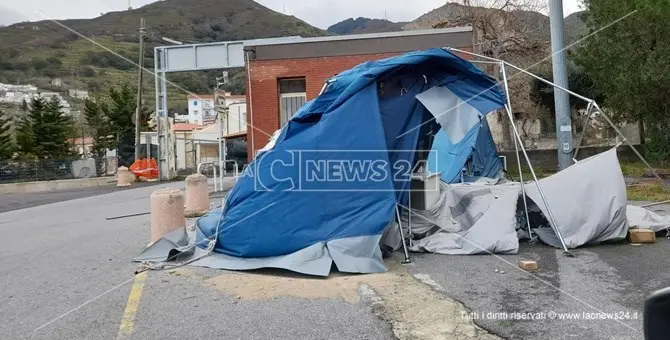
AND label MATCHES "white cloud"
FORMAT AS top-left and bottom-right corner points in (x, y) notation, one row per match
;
(256, 0), (583, 29)
(3, 0), (583, 29)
